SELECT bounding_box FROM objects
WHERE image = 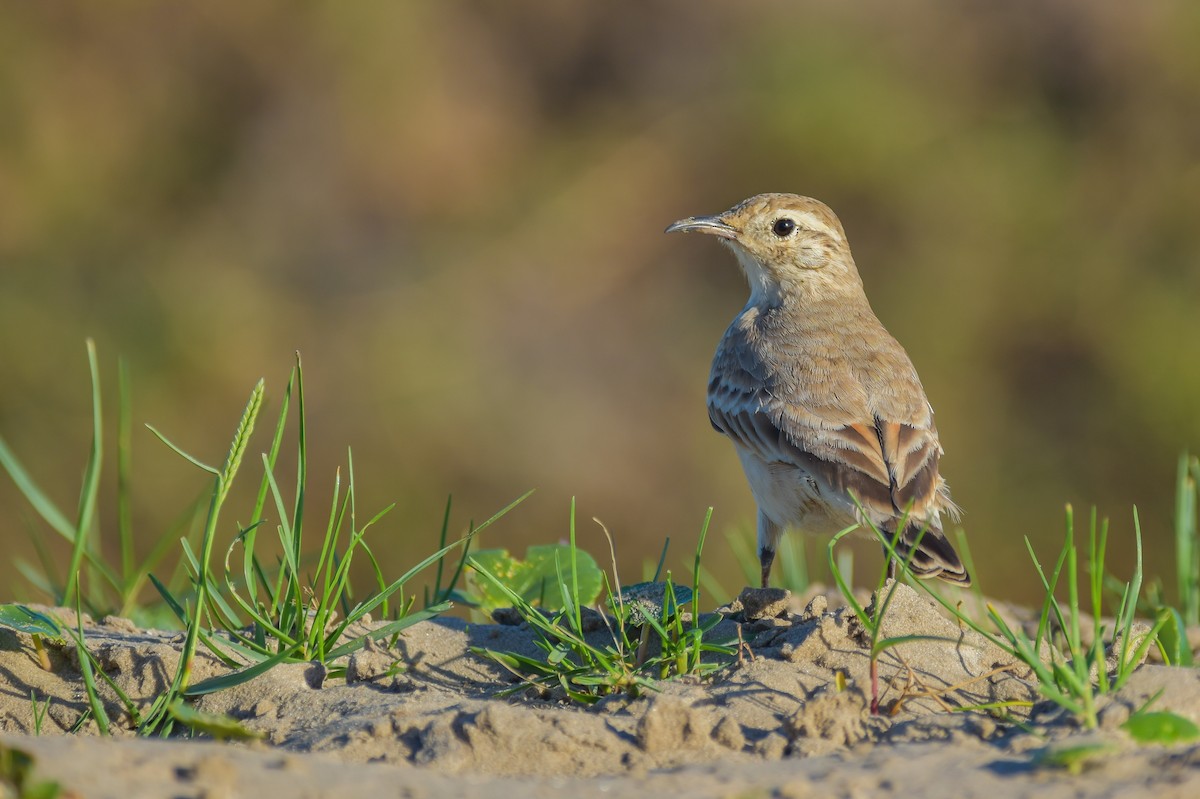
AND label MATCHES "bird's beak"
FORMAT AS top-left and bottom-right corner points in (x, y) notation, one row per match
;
(664, 215), (738, 240)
